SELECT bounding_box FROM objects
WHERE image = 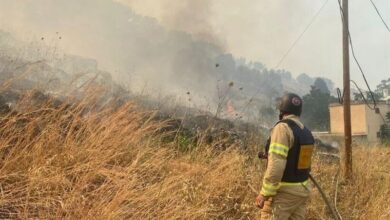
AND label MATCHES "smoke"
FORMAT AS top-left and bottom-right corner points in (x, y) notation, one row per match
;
(114, 0), (225, 48)
(114, 0), (318, 66)
(0, 0), (228, 108)
(0, 0), (337, 122)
